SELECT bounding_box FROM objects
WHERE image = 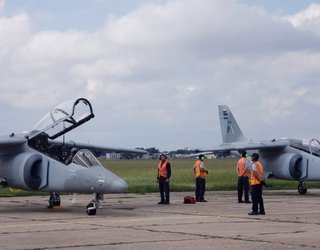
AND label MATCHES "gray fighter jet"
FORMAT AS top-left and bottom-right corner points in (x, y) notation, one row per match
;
(208, 105), (320, 194)
(0, 98), (146, 215)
